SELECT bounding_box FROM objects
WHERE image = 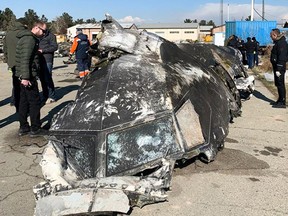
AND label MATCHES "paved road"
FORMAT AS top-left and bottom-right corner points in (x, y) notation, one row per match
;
(0, 58), (287, 216)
